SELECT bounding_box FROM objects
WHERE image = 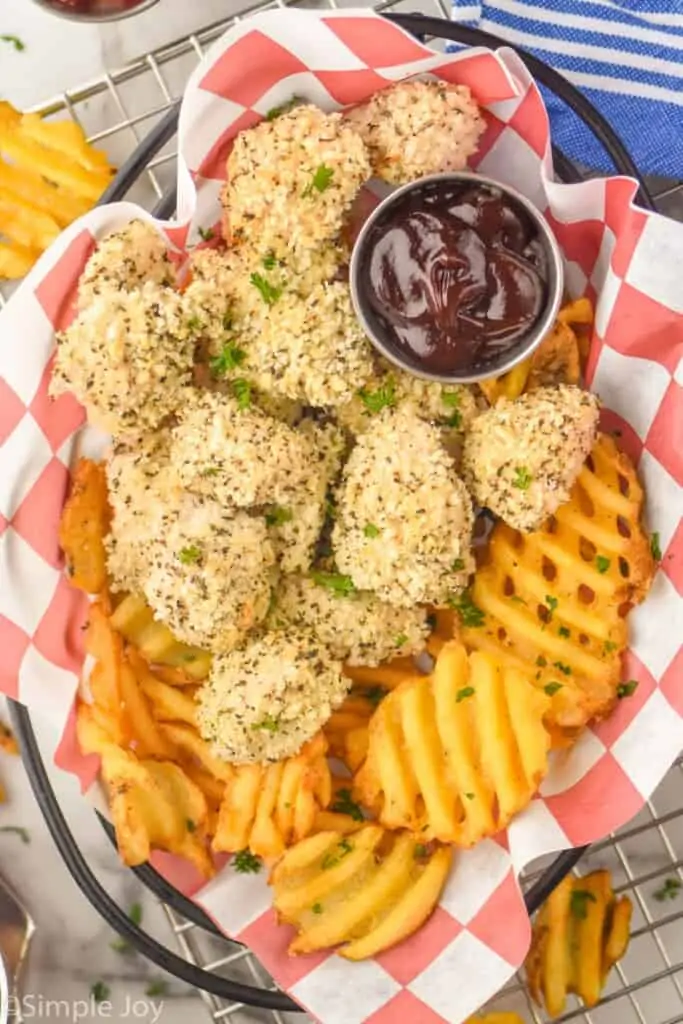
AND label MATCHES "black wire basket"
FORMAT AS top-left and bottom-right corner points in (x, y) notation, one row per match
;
(9, 10), (656, 1012)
